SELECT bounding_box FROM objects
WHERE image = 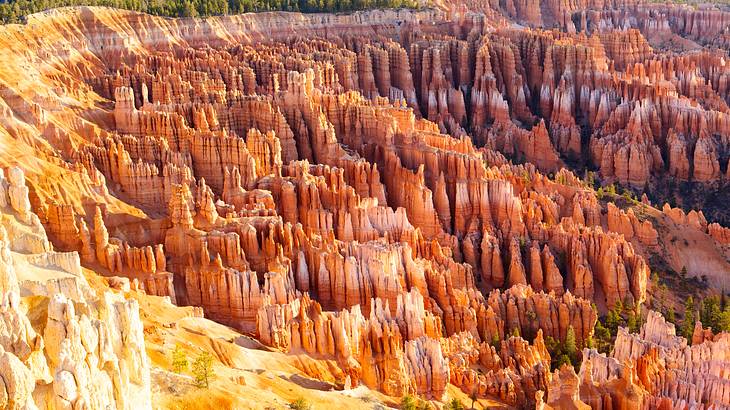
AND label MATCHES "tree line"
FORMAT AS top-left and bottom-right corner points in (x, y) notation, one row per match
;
(0, 0), (419, 24)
